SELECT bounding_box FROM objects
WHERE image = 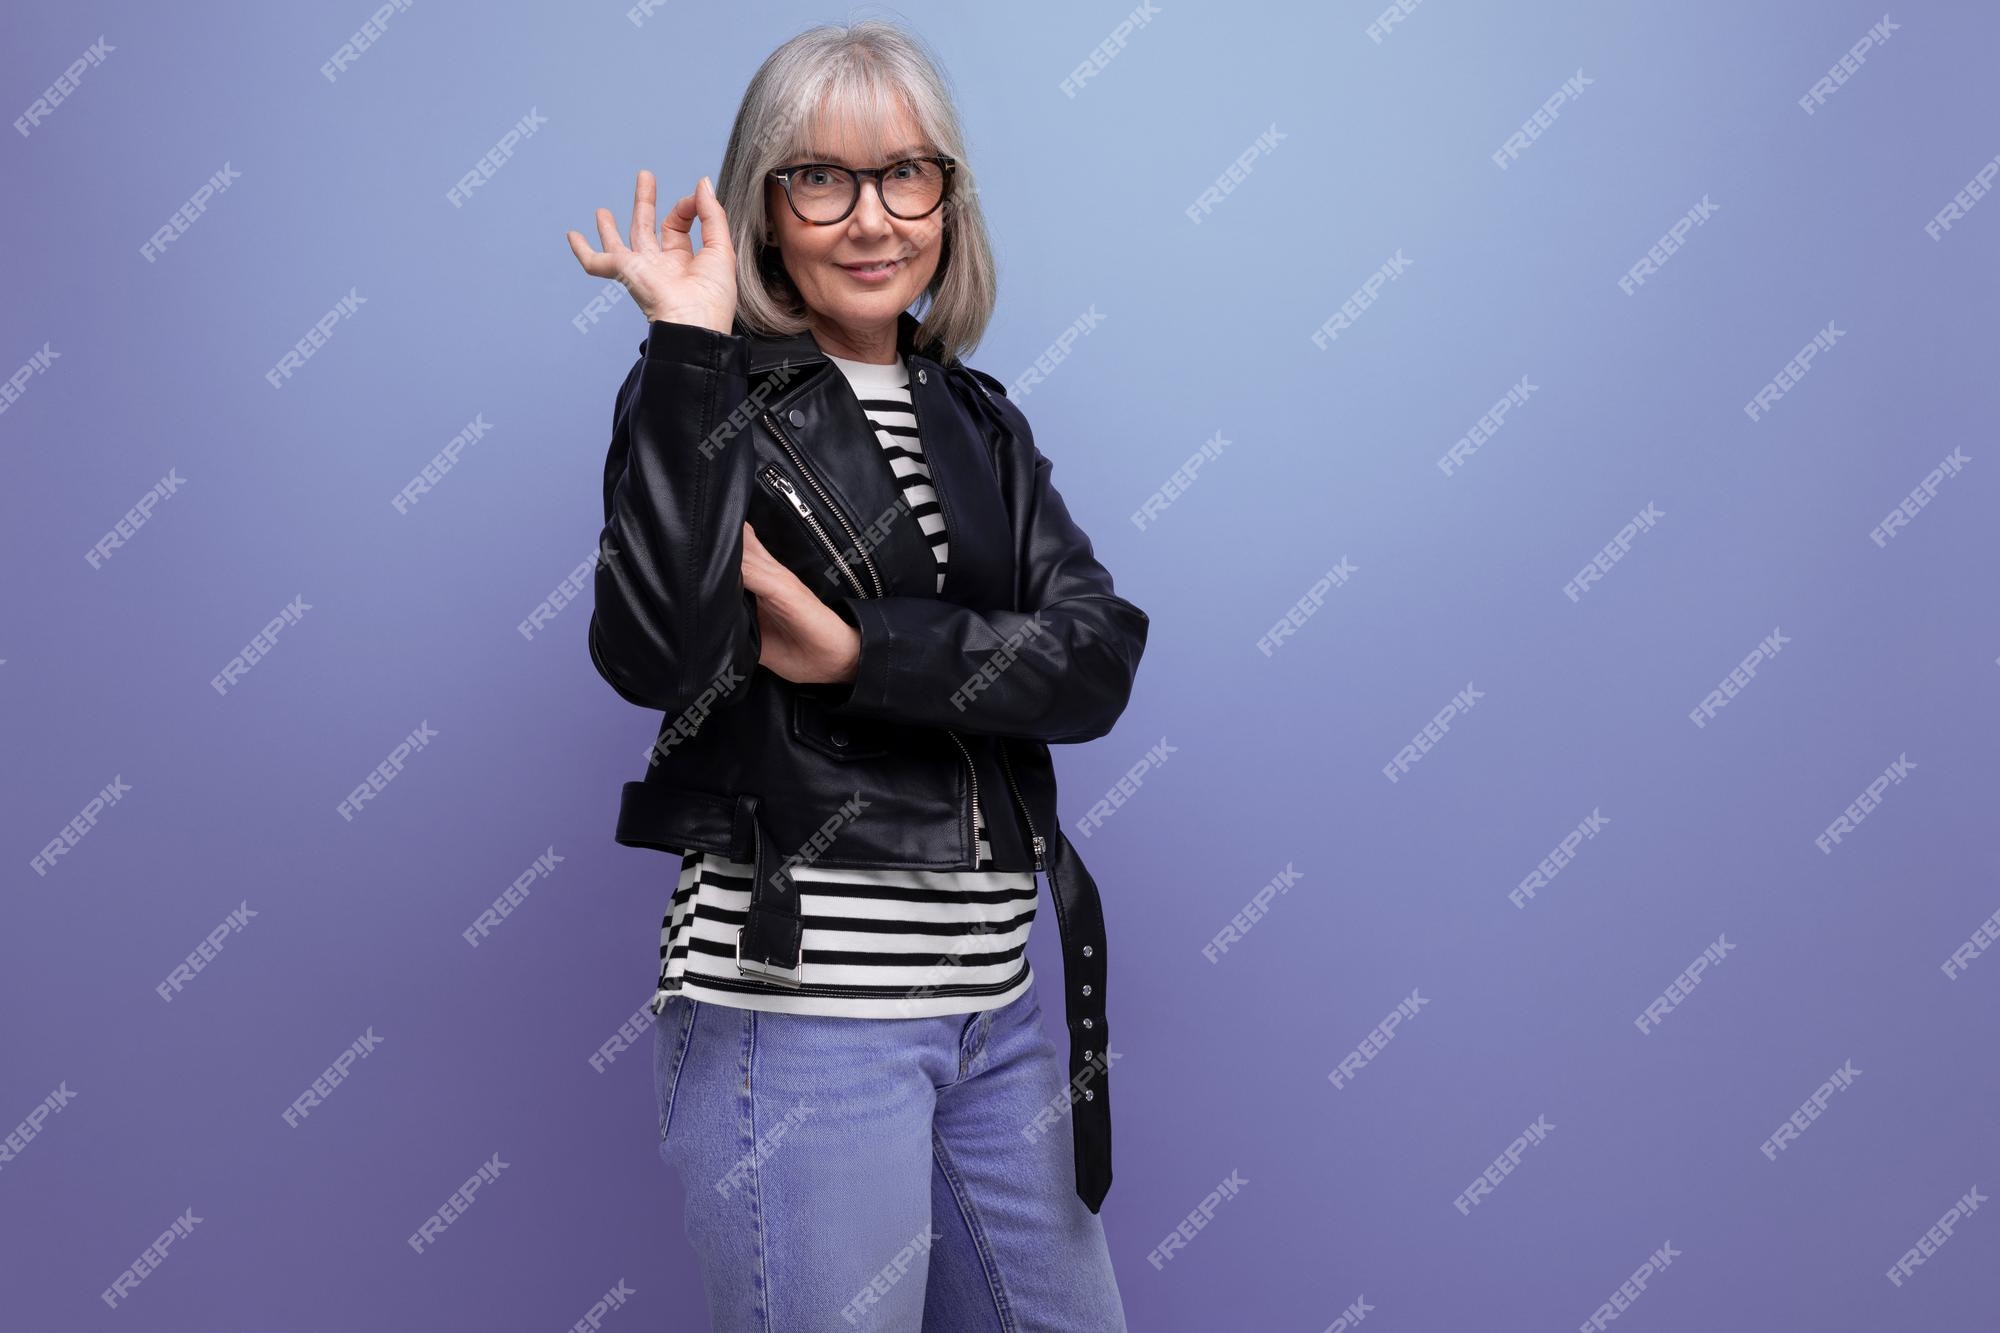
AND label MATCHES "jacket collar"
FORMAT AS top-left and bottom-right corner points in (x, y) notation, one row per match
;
(735, 308), (933, 376)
